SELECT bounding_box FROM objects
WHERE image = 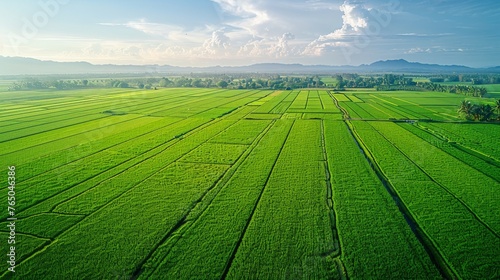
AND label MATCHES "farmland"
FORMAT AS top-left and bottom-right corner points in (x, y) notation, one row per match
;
(0, 87), (499, 279)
